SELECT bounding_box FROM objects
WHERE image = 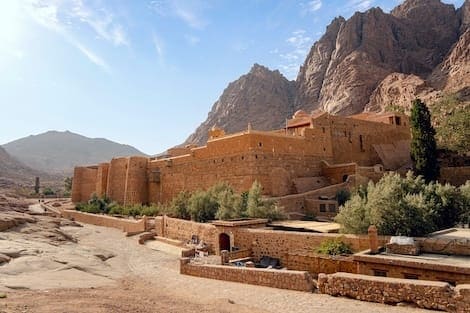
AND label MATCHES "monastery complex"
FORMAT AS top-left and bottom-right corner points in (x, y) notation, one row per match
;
(72, 110), (411, 207)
